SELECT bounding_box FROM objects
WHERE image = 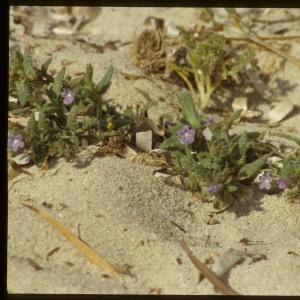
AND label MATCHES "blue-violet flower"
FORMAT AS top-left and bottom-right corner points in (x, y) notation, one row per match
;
(60, 88), (75, 105)
(277, 178), (289, 190)
(177, 125), (196, 144)
(208, 184), (222, 193)
(98, 119), (106, 128)
(8, 133), (24, 152)
(258, 171), (273, 190)
(203, 115), (216, 126)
